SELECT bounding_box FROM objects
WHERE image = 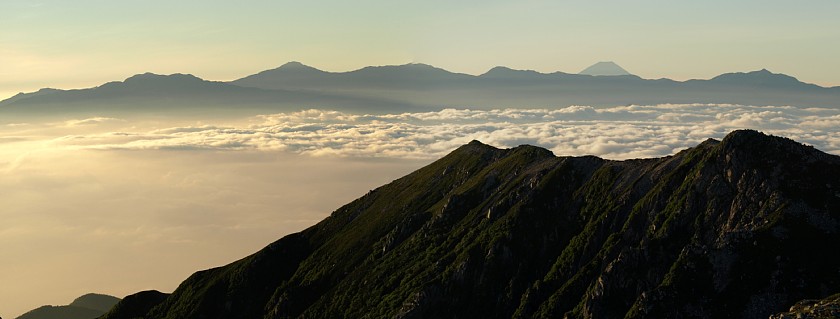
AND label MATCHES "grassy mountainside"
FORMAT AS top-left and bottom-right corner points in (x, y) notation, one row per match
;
(107, 130), (840, 318)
